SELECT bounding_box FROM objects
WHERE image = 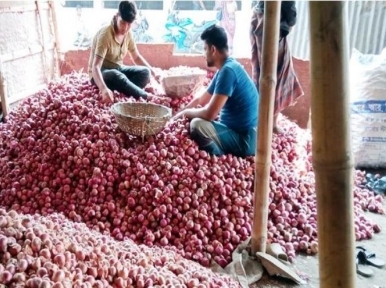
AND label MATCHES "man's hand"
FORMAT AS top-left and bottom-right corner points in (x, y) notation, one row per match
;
(146, 93), (170, 103)
(146, 93), (158, 101)
(146, 93), (165, 101)
(172, 110), (185, 121)
(101, 88), (114, 104)
(151, 70), (162, 84)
